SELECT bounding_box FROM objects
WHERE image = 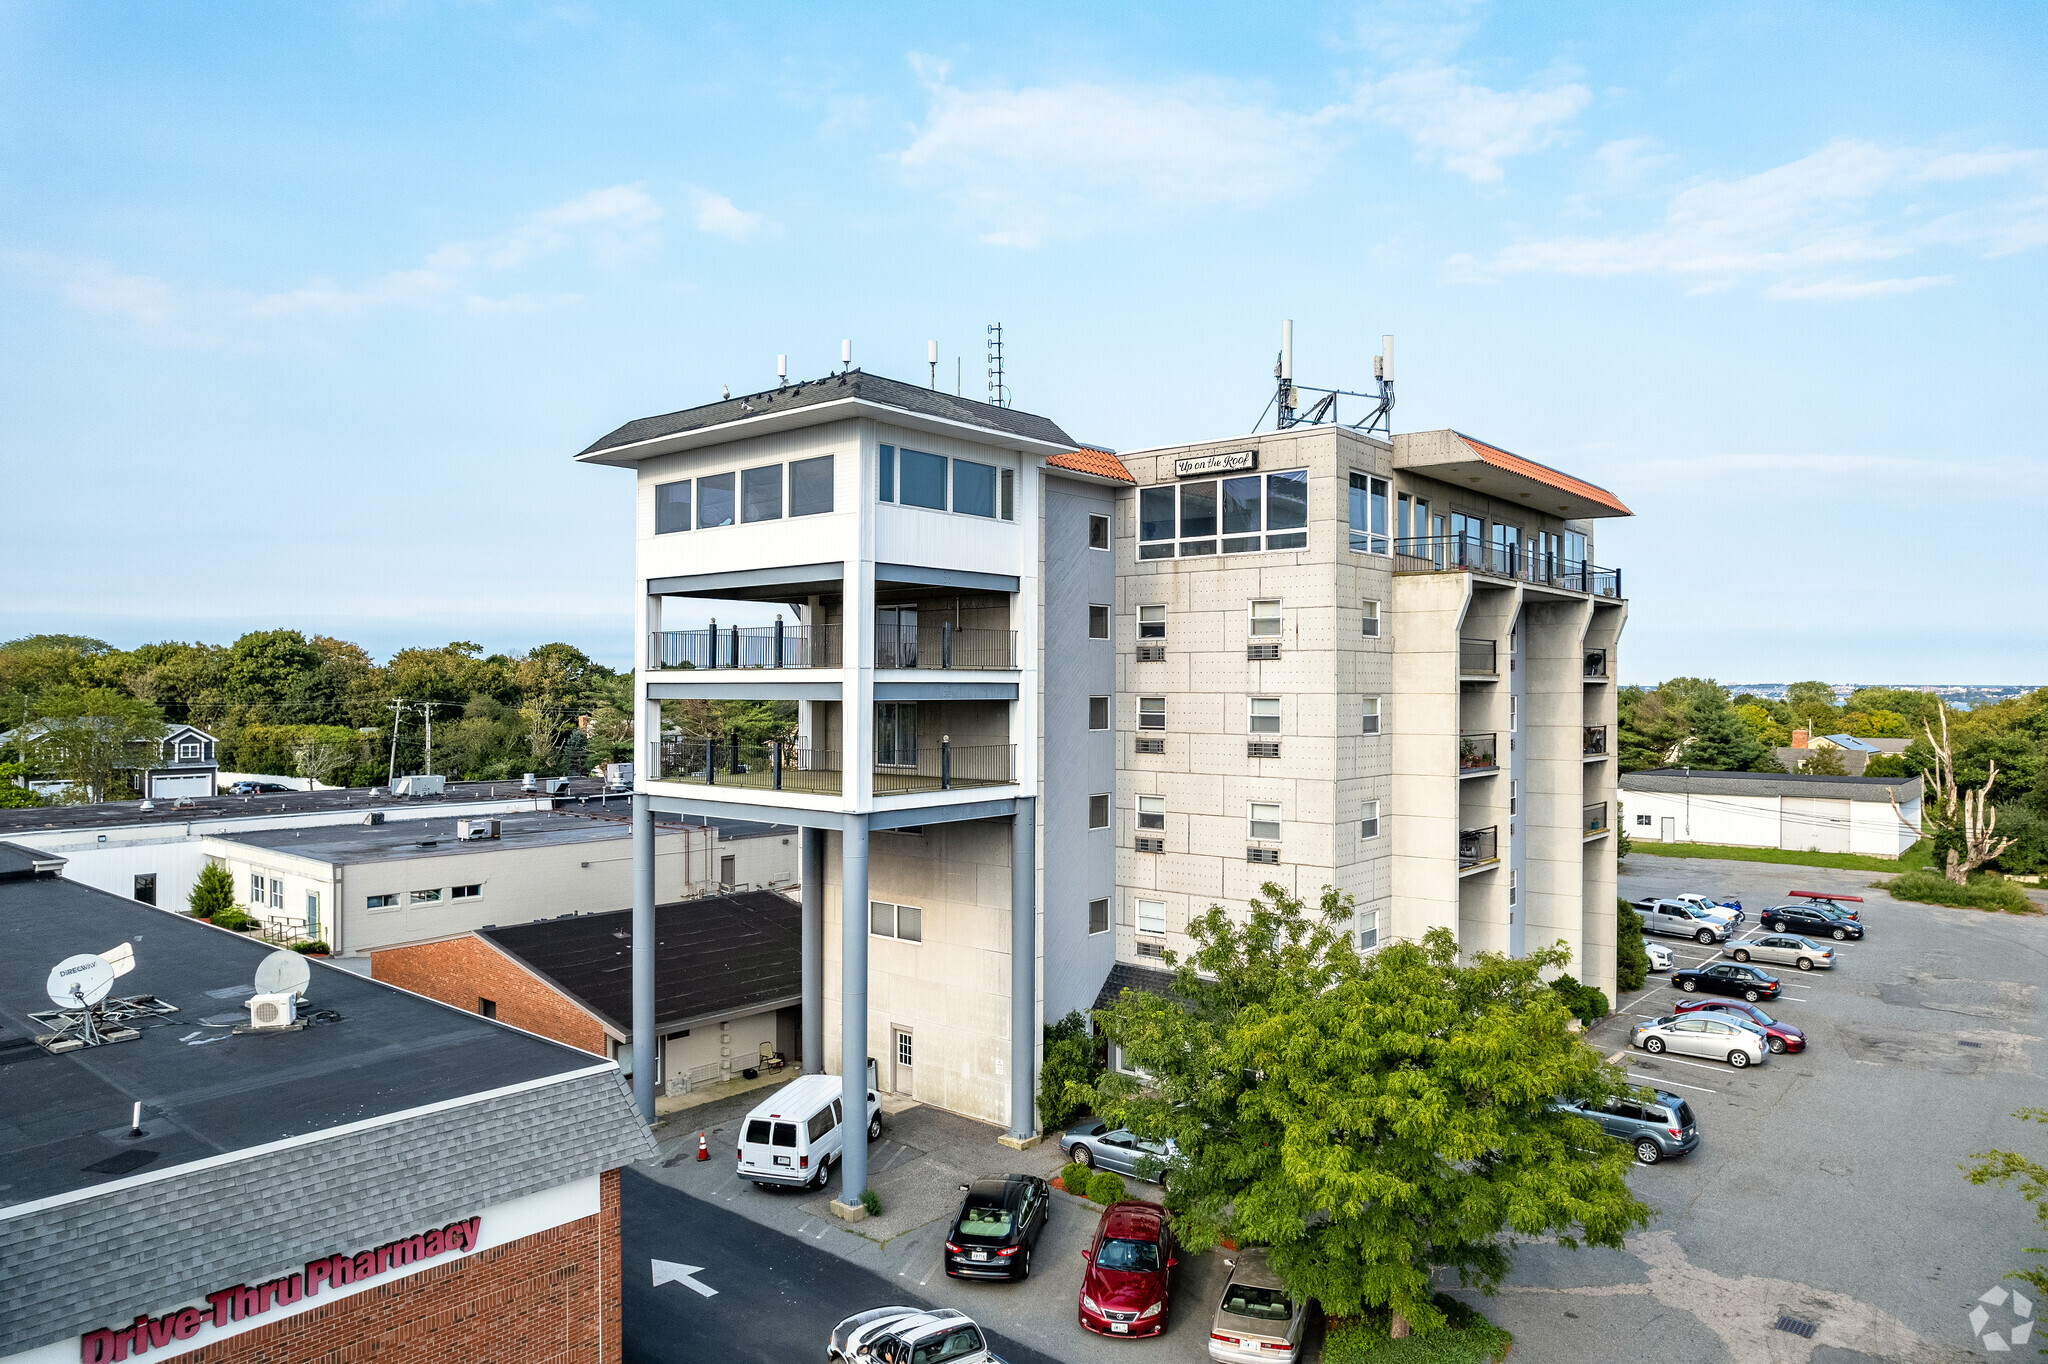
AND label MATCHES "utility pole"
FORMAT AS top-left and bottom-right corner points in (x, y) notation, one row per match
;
(419, 702), (439, 776)
(386, 700), (407, 787)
